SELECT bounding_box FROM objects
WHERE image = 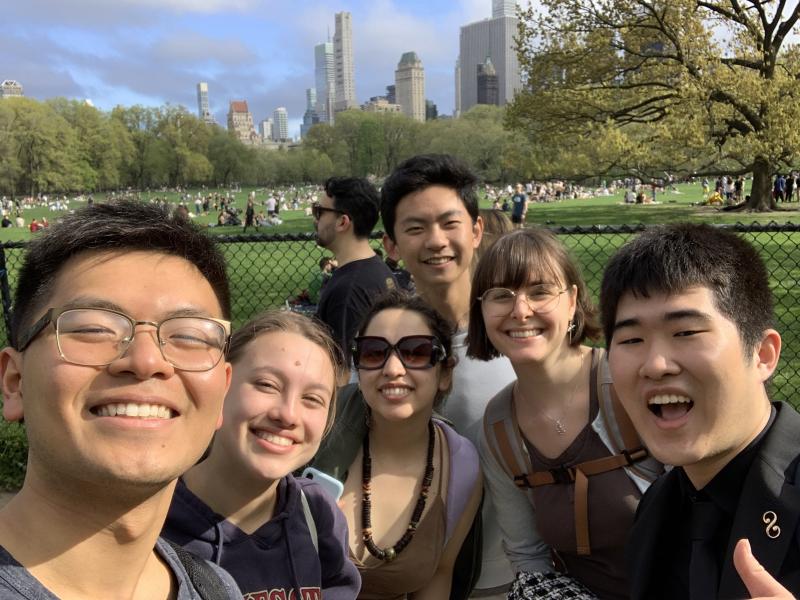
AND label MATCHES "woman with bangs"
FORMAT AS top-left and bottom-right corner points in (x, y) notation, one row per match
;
(466, 228), (662, 599)
(162, 310), (361, 600)
(315, 290), (483, 599)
